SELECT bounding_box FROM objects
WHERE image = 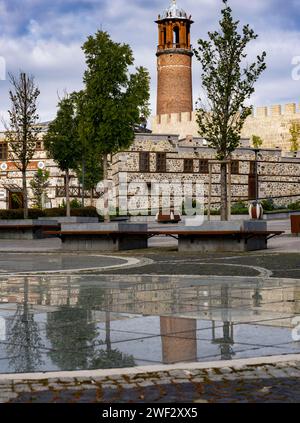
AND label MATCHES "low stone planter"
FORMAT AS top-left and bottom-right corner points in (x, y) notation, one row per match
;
(178, 220), (269, 253)
(0, 220), (60, 240)
(38, 216), (99, 224)
(60, 223), (148, 252)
